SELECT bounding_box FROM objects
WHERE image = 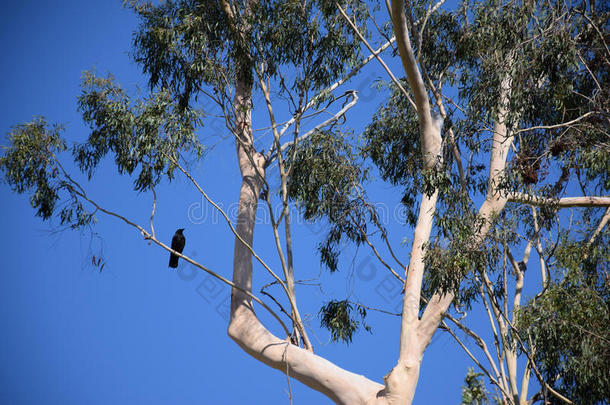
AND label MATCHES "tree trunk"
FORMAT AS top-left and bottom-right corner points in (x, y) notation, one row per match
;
(227, 77), (385, 405)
